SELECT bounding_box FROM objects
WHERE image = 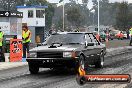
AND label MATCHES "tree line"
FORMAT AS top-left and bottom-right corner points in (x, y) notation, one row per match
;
(0, 0), (132, 31)
(55, 0), (132, 31)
